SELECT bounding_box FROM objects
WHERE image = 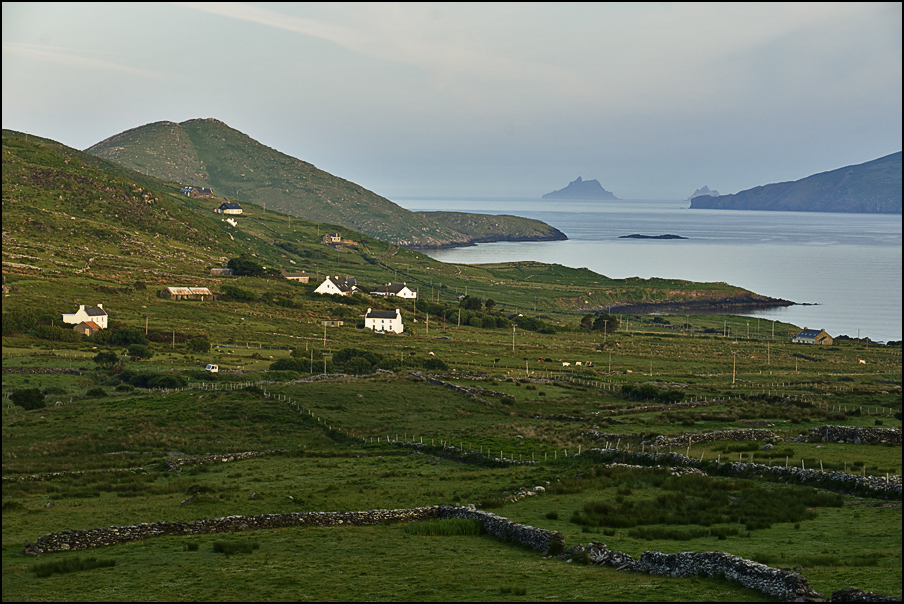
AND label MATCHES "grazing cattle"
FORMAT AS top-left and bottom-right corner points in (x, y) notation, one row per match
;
(562, 362), (571, 367)
(858, 359), (867, 364)
(585, 361), (592, 367)
(428, 352), (435, 356)
(575, 362), (583, 366)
